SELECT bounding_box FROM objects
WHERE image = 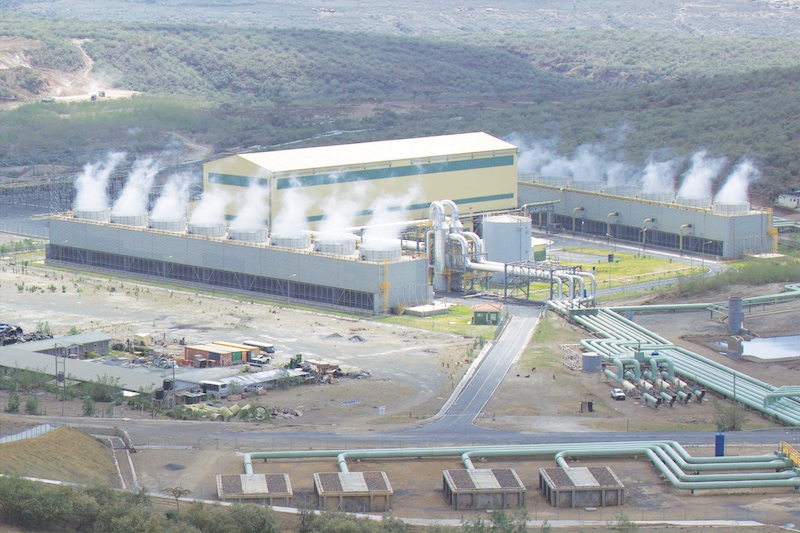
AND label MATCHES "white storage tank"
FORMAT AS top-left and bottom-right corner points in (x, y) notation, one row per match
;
(73, 208), (111, 222)
(483, 214), (532, 264)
